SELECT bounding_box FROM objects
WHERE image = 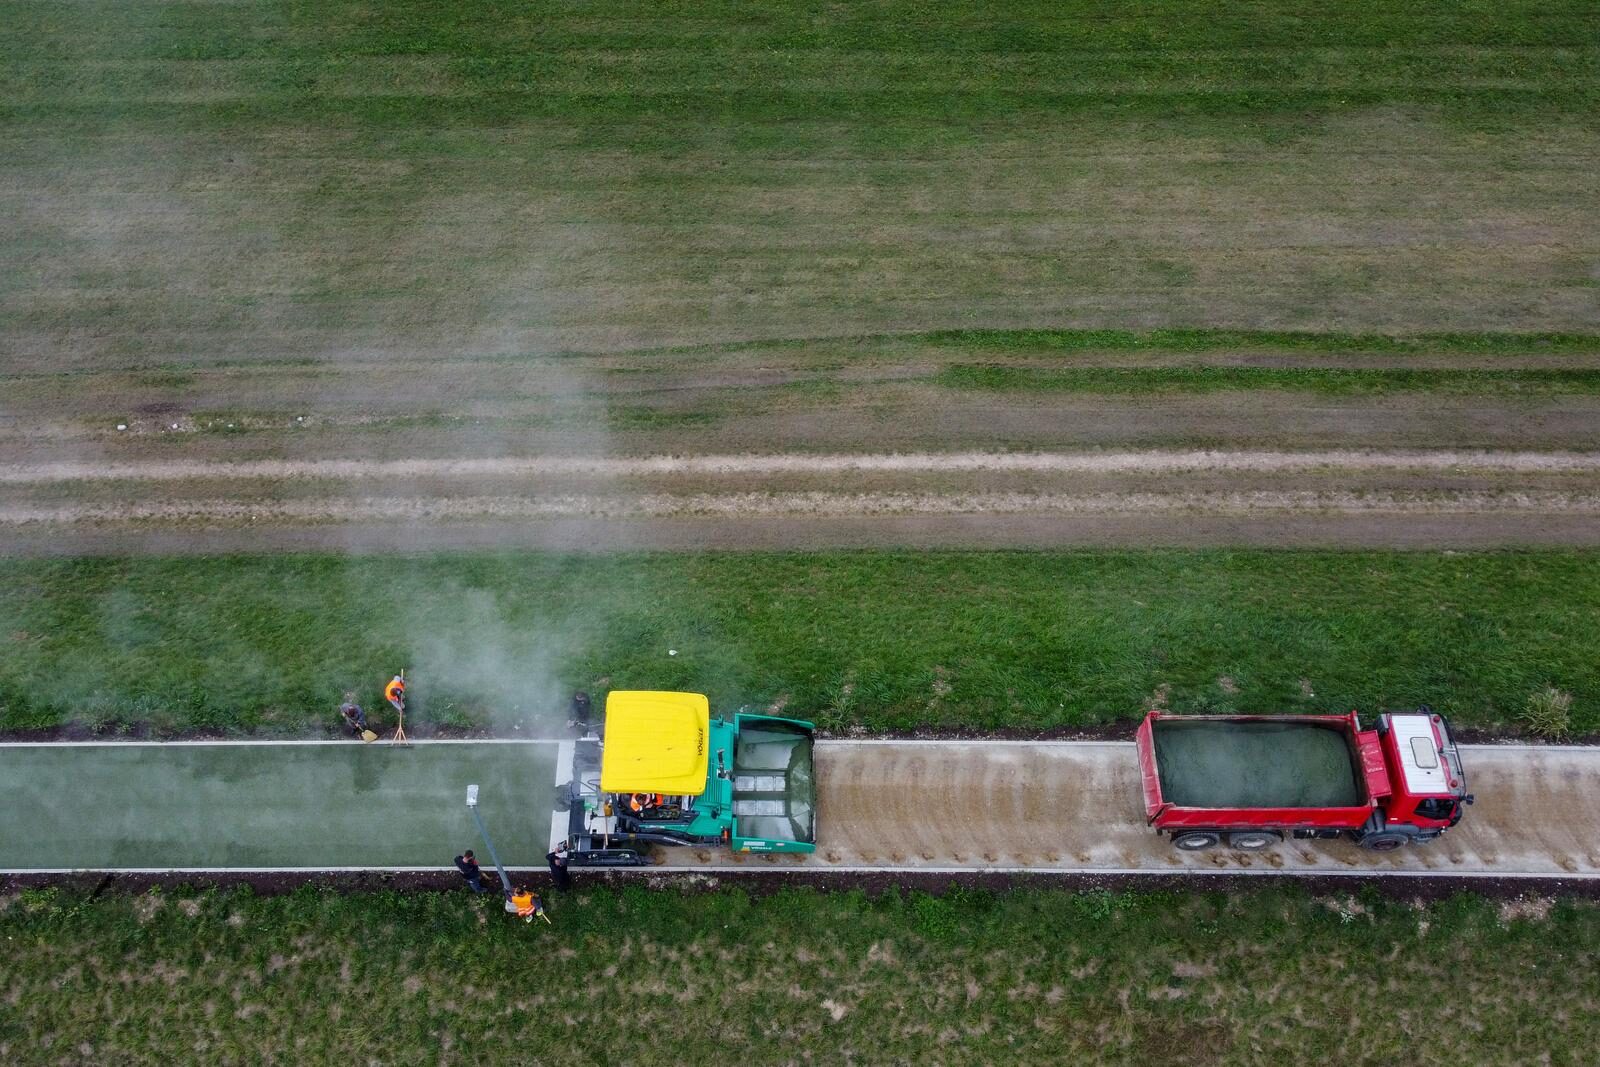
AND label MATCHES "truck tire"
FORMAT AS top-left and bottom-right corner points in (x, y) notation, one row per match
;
(1172, 831), (1221, 851)
(1356, 831), (1410, 852)
(1226, 830), (1282, 851)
